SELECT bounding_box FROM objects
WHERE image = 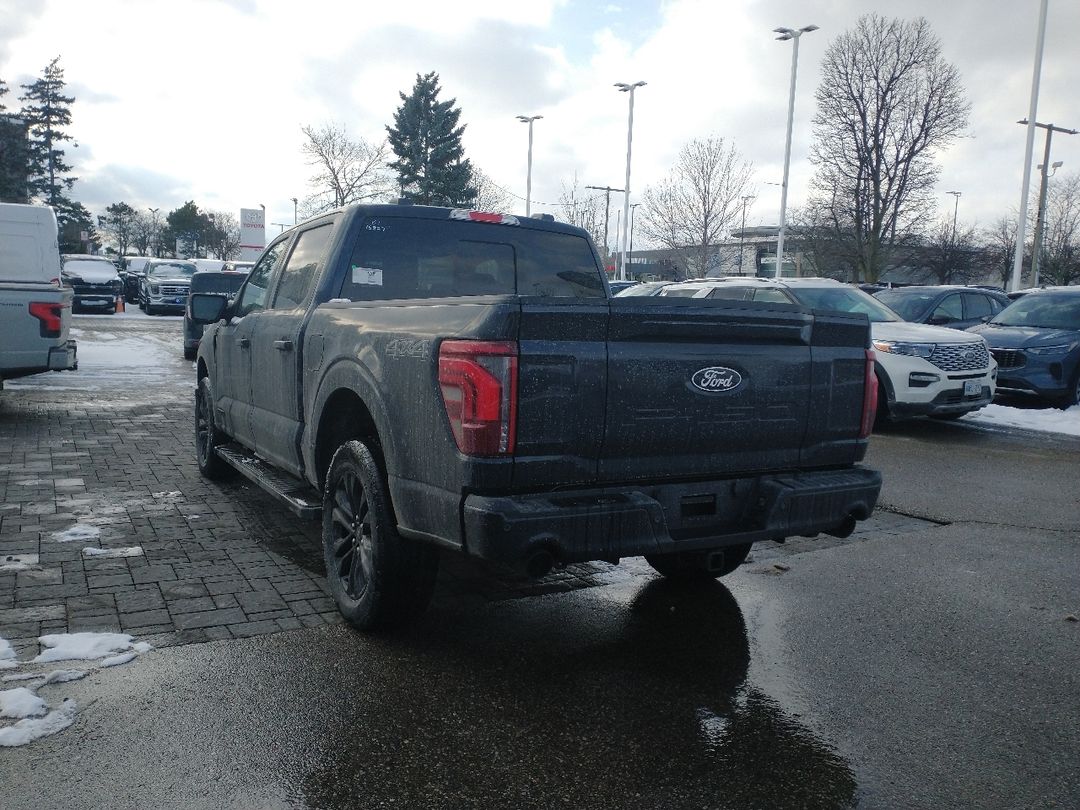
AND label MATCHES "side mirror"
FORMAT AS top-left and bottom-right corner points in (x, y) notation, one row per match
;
(190, 293), (230, 324)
